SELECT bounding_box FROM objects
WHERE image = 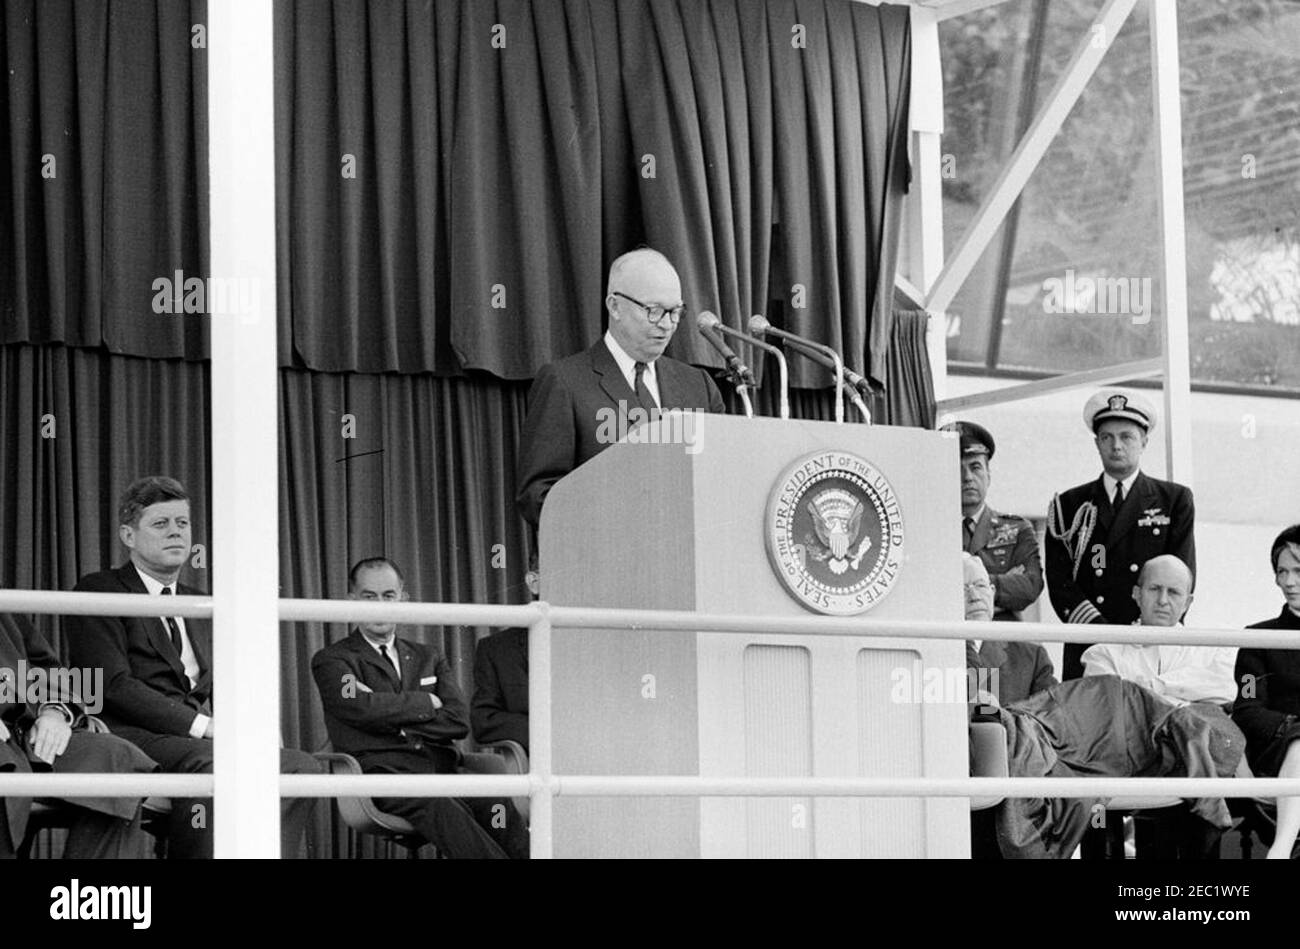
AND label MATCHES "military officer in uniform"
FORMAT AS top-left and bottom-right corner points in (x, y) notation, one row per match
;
(1046, 390), (1196, 680)
(942, 421), (1043, 621)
